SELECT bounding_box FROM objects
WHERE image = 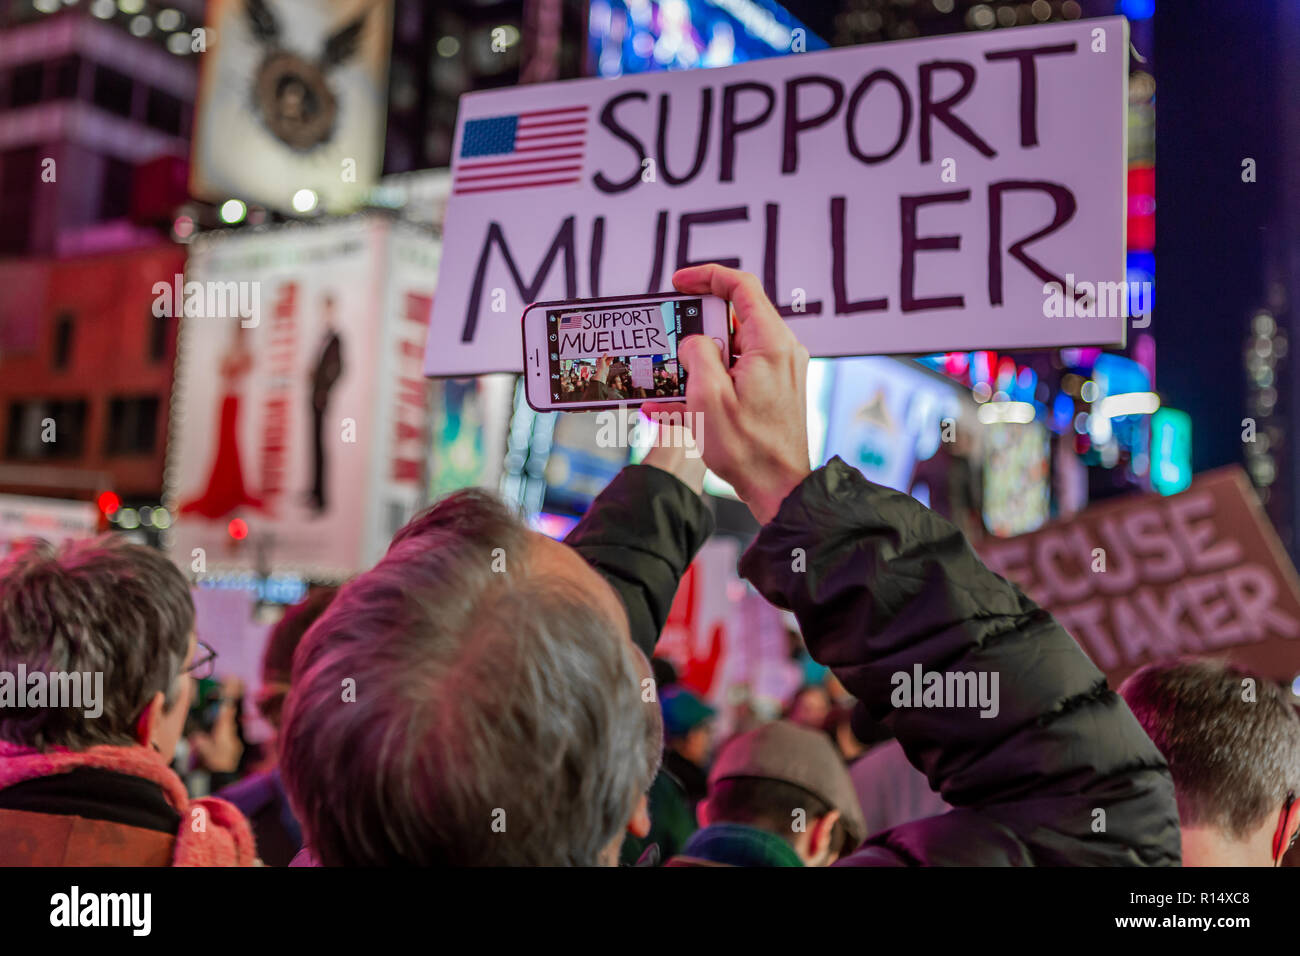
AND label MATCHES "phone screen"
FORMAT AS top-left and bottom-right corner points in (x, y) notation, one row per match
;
(544, 297), (704, 405)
